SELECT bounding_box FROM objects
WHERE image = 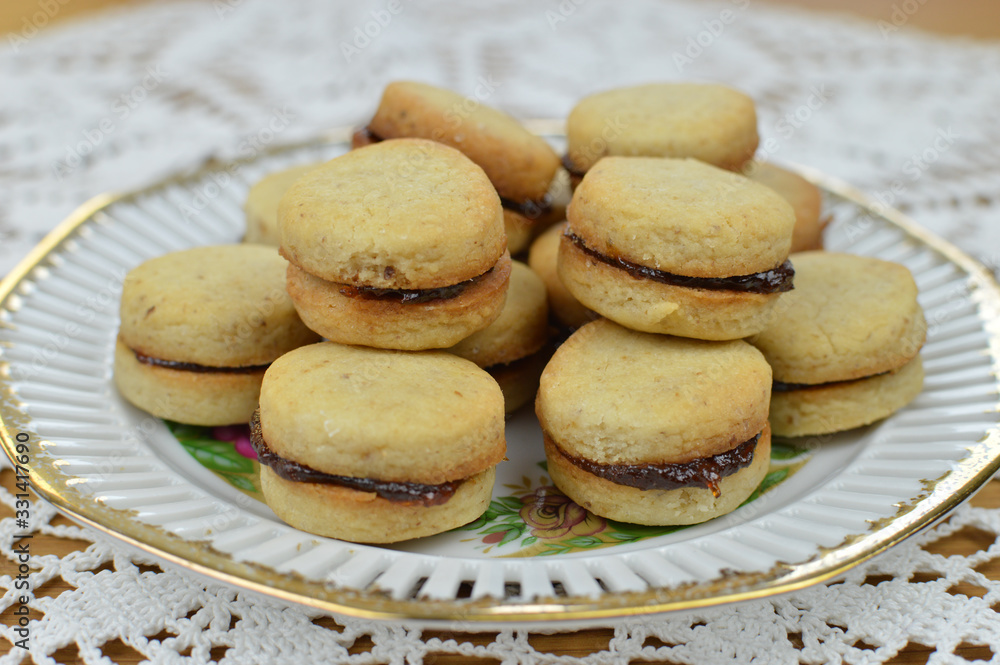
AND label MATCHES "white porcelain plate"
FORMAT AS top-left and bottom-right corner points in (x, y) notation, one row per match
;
(2, 123), (999, 627)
